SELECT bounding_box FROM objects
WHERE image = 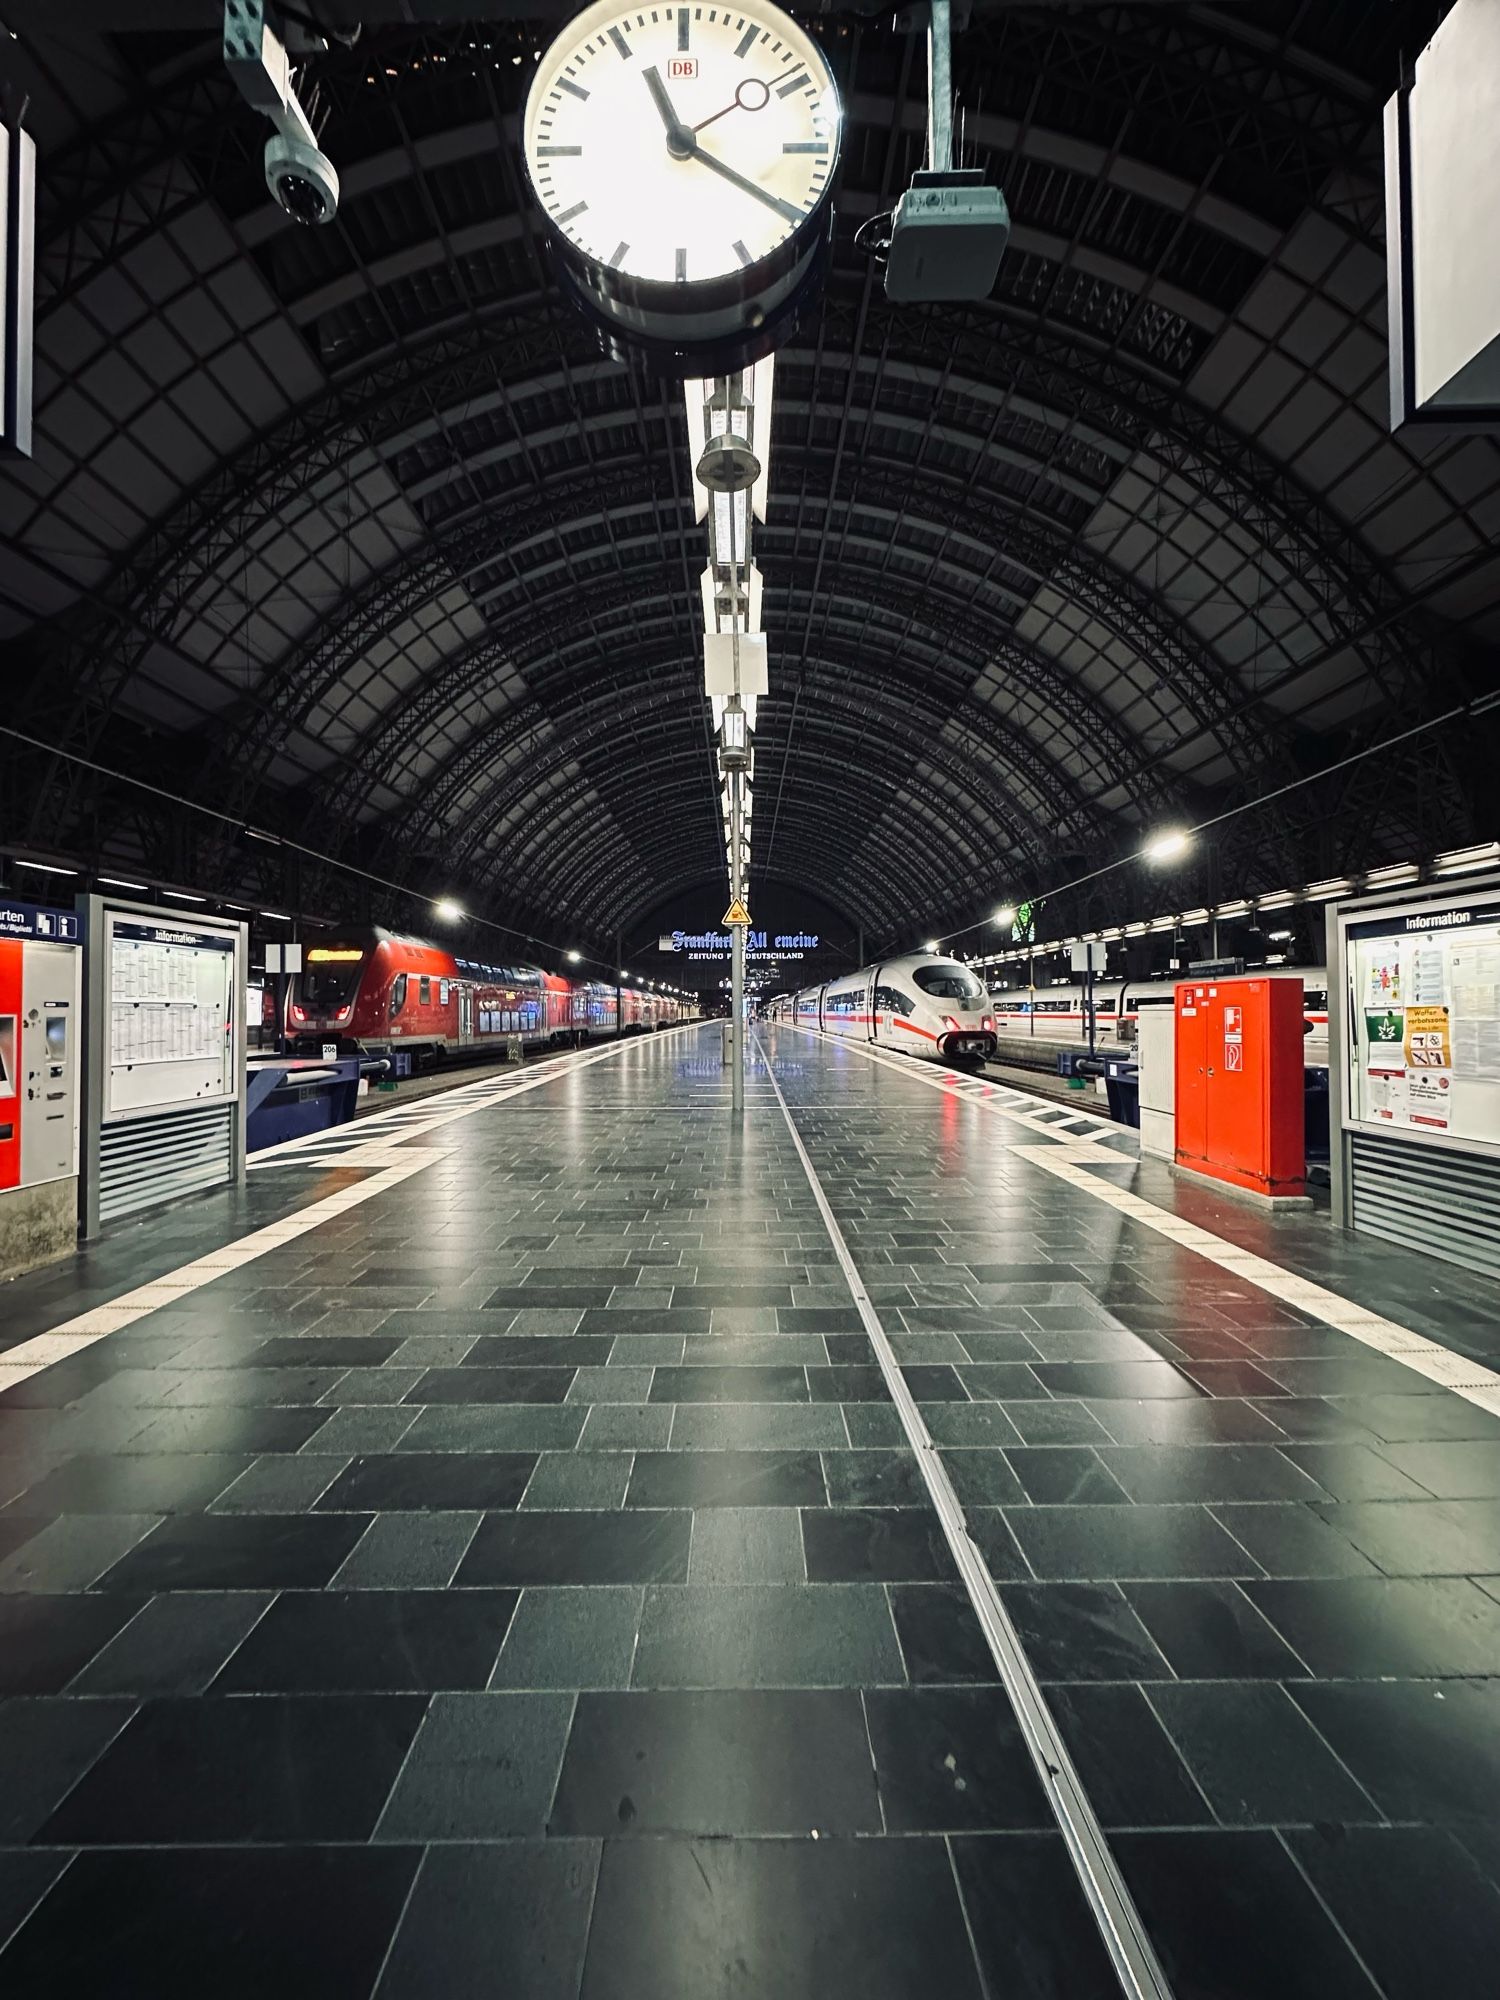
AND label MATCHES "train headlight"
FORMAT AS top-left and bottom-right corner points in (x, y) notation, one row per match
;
(941, 1014), (960, 1031)
(982, 1016), (994, 1032)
